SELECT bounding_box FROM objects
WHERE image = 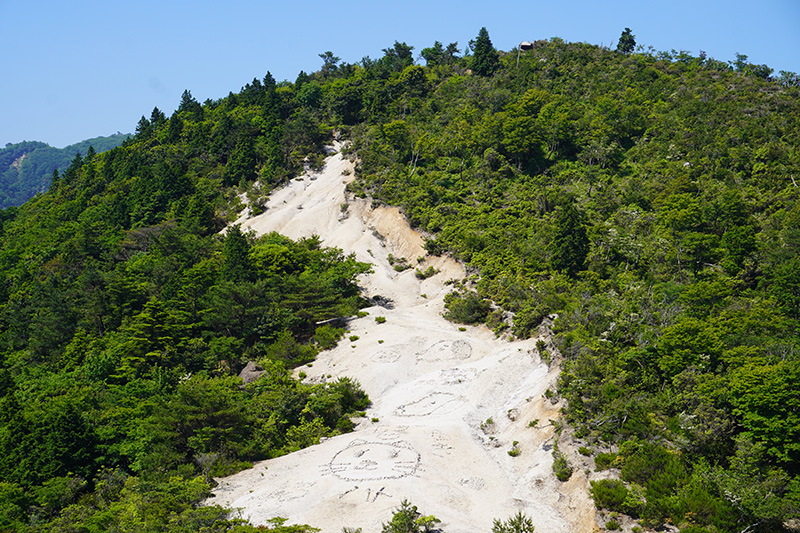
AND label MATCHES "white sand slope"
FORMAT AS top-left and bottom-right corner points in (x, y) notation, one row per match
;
(207, 143), (596, 532)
